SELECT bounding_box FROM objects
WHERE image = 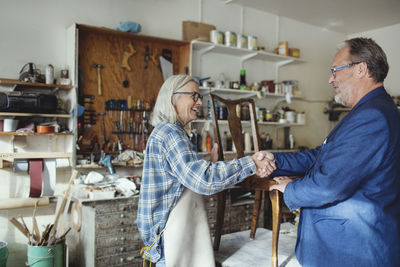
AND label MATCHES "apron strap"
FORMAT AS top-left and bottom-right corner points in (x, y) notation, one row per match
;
(140, 229), (165, 267)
